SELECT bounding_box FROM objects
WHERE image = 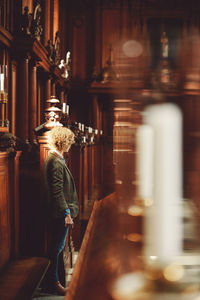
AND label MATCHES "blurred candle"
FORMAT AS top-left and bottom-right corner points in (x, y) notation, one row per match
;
(62, 103), (66, 113)
(136, 124), (154, 200)
(143, 103), (183, 266)
(62, 103), (69, 114)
